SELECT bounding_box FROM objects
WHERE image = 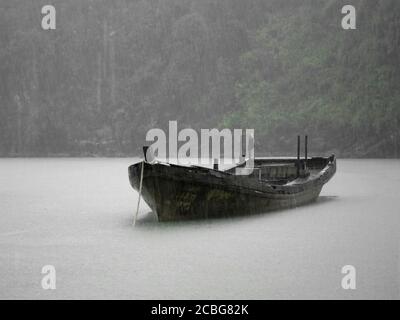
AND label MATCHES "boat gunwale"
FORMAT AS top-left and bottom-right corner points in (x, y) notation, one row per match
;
(128, 155), (336, 196)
